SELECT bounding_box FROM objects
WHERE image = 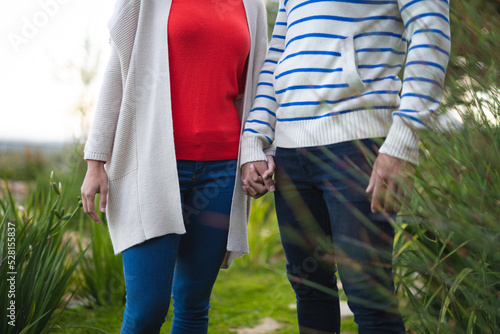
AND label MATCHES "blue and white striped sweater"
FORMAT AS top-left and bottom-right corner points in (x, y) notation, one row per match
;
(241, 0), (450, 165)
